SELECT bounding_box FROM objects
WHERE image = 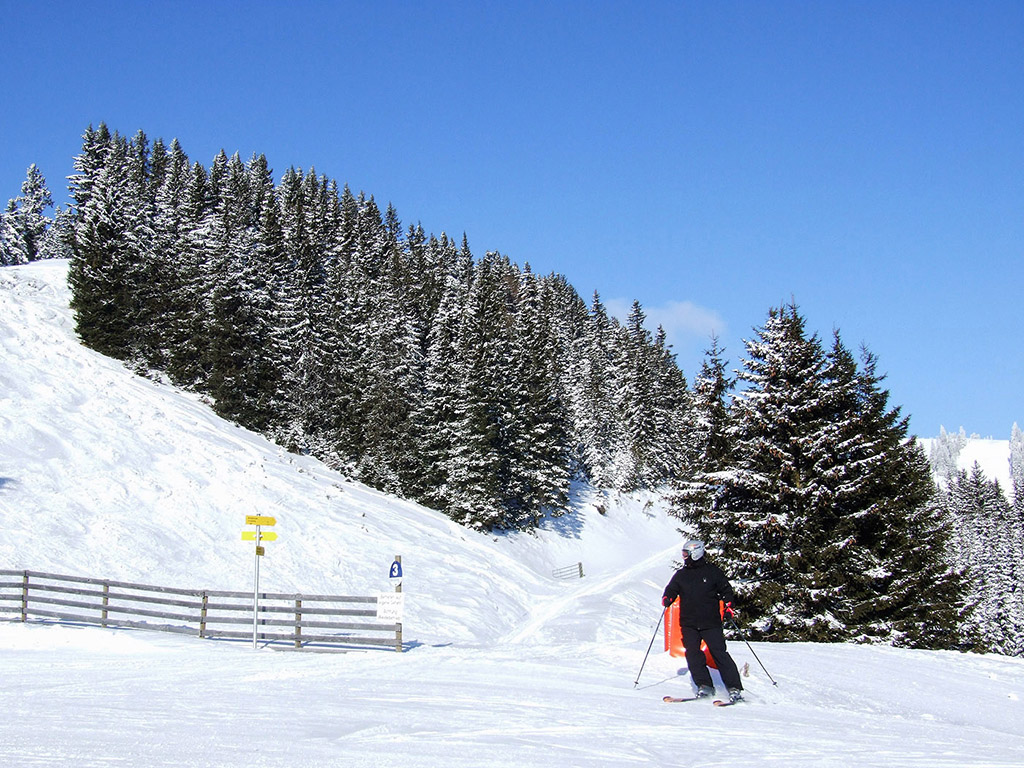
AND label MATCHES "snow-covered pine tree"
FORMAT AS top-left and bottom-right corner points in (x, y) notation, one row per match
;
(647, 325), (689, 482)
(1011, 423), (1024, 513)
(249, 154), (299, 441)
(204, 152), (276, 430)
(701, 304), (962, 647)
(569, 291), (624, 488)
(946, 463), (1024, 655)
(610, 301), (662, 490)
(711, 303), (833, 640)
(503, 266), (570, 527)
(929, 425), (969, 484)
(134, 138), (188, 370)
(68, 127), (141, 359)
(668, 334), (733, 528)
(407, 238), (473, 510)
(1, 164), (54, 265)
(826, 343), (962, 648)
(38, 206), (74, 261)
(0, 201), (15, 266)
(277, 167), (335, 451)
(445, 252), (518, 528)
(352, 205), (423, 494)
(163, 159), (216, 388)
